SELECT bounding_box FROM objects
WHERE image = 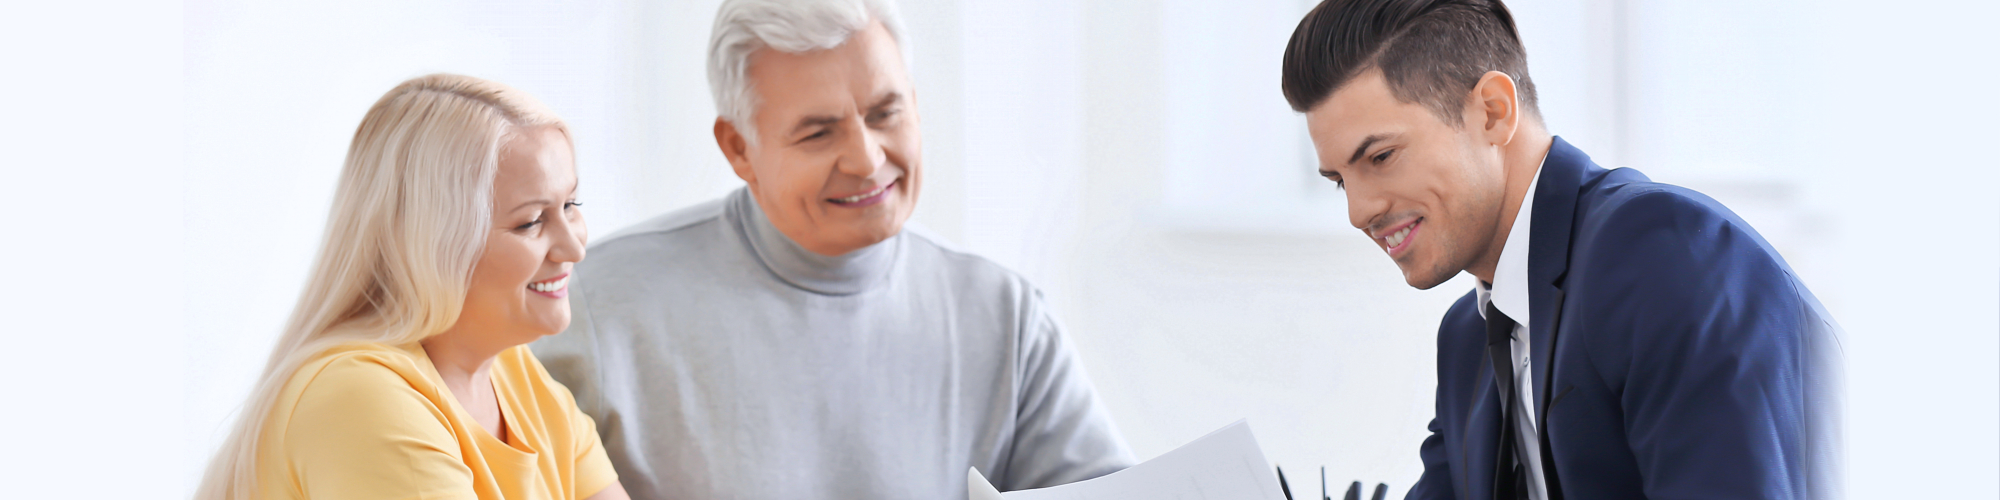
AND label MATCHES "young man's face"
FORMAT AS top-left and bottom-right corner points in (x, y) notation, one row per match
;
(1304, 69), (1507, 289)
(718, 20), (922, 257)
